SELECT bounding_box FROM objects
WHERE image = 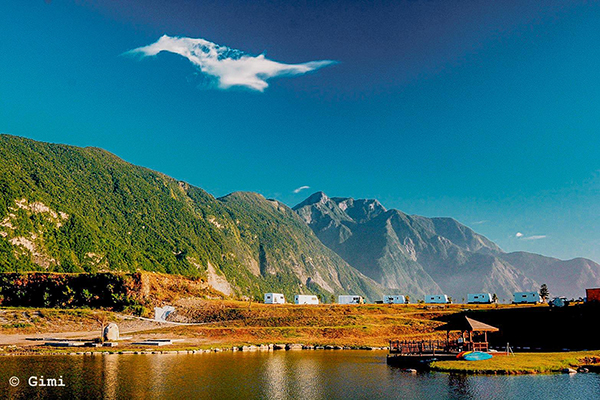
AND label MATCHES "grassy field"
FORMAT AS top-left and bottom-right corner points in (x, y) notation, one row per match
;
(0, 302), (510, 348)
(0, 307), (118, 334)
(430, 351), (600, 374)
(141, 300), (522, 347)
